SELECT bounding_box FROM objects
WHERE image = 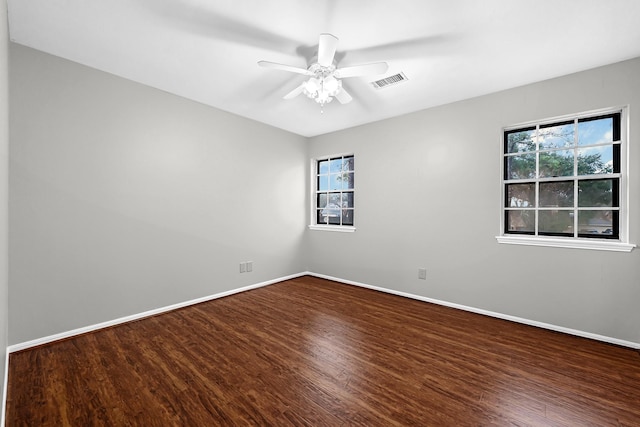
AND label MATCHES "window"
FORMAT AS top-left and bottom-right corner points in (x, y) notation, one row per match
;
(313, 154), (354, 229)
(499, 108), (634, 251)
